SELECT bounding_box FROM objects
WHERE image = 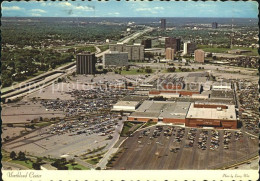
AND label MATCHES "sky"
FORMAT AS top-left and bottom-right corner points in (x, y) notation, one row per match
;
(1, 0), (258, 18)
